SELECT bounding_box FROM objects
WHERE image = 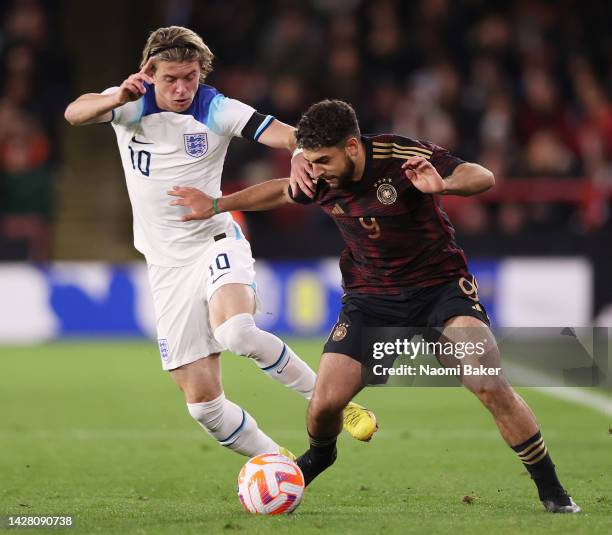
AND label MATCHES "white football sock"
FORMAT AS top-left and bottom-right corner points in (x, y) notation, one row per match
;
(187, 393), (279, 456)
(214, 313), (316, 400)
